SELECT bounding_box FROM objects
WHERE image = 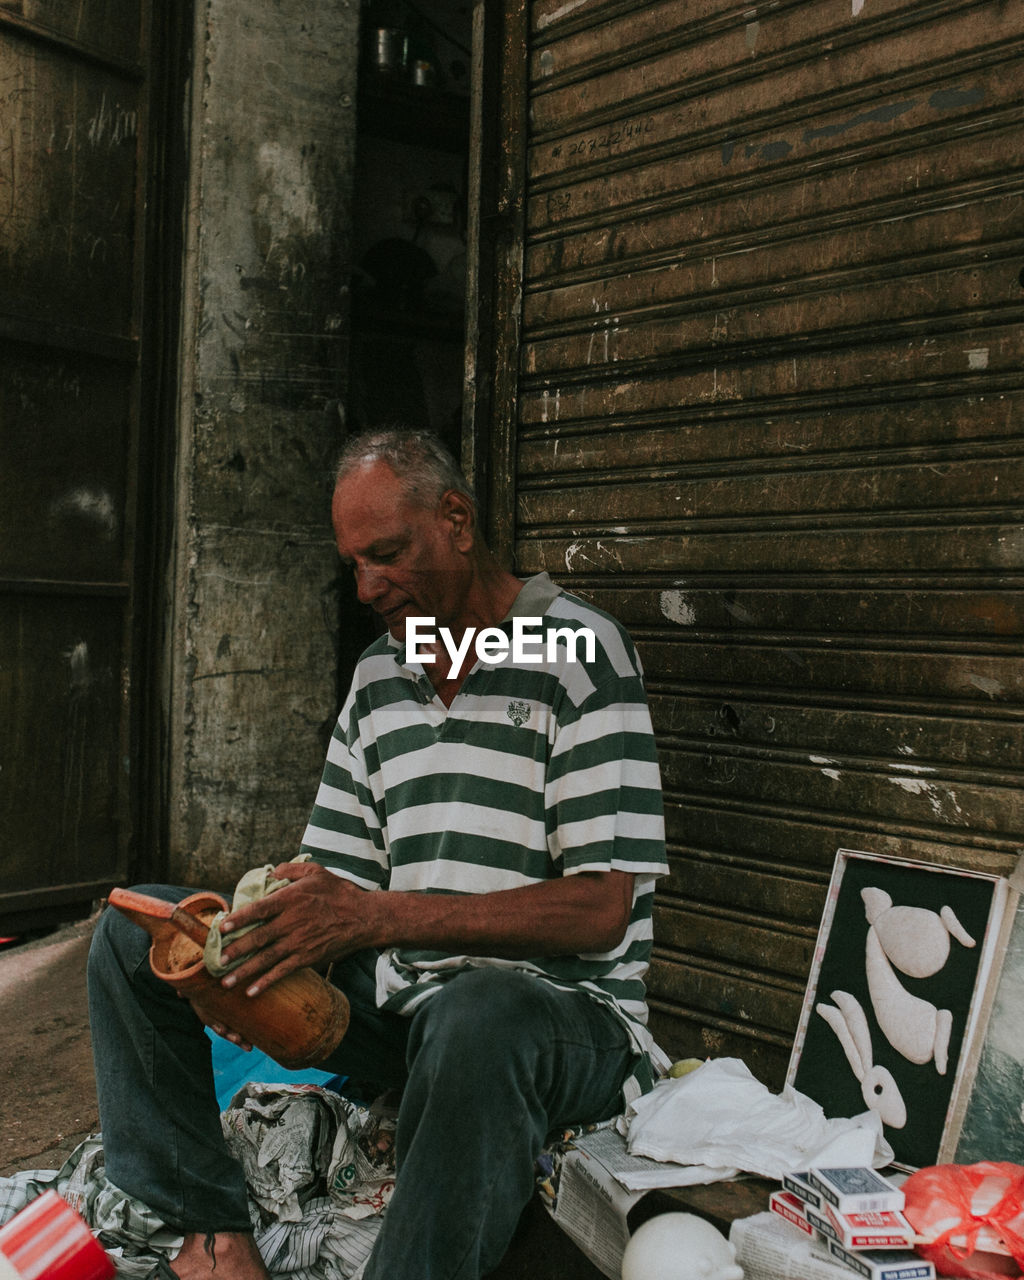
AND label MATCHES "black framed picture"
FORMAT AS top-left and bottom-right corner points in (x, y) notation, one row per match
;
(787, 849), (1010, 1170)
